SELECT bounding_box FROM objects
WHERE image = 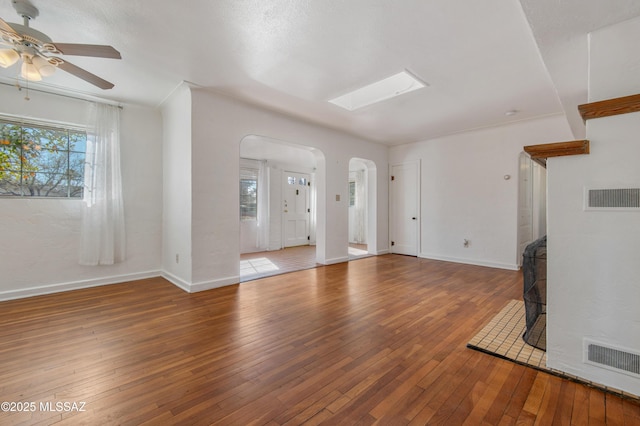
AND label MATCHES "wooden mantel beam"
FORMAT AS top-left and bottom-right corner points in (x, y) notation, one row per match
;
(523, 140), (590, 168)
(578, 94), (640, 121)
